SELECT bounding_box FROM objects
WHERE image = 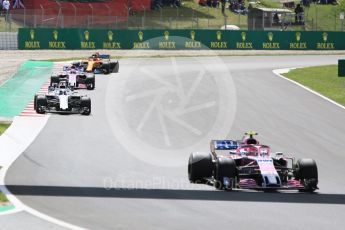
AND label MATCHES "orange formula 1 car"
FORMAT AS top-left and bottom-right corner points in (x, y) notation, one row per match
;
(75, 53), (119, 74)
